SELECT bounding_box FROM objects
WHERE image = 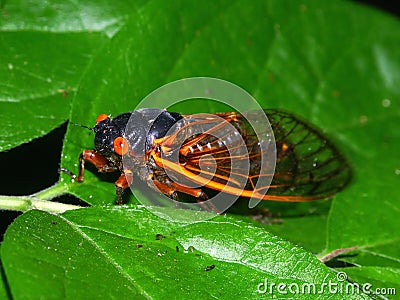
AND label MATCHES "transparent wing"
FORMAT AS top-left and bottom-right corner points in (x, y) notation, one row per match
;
(154, 110), (351, 202)
(263, 109), (352, 201)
